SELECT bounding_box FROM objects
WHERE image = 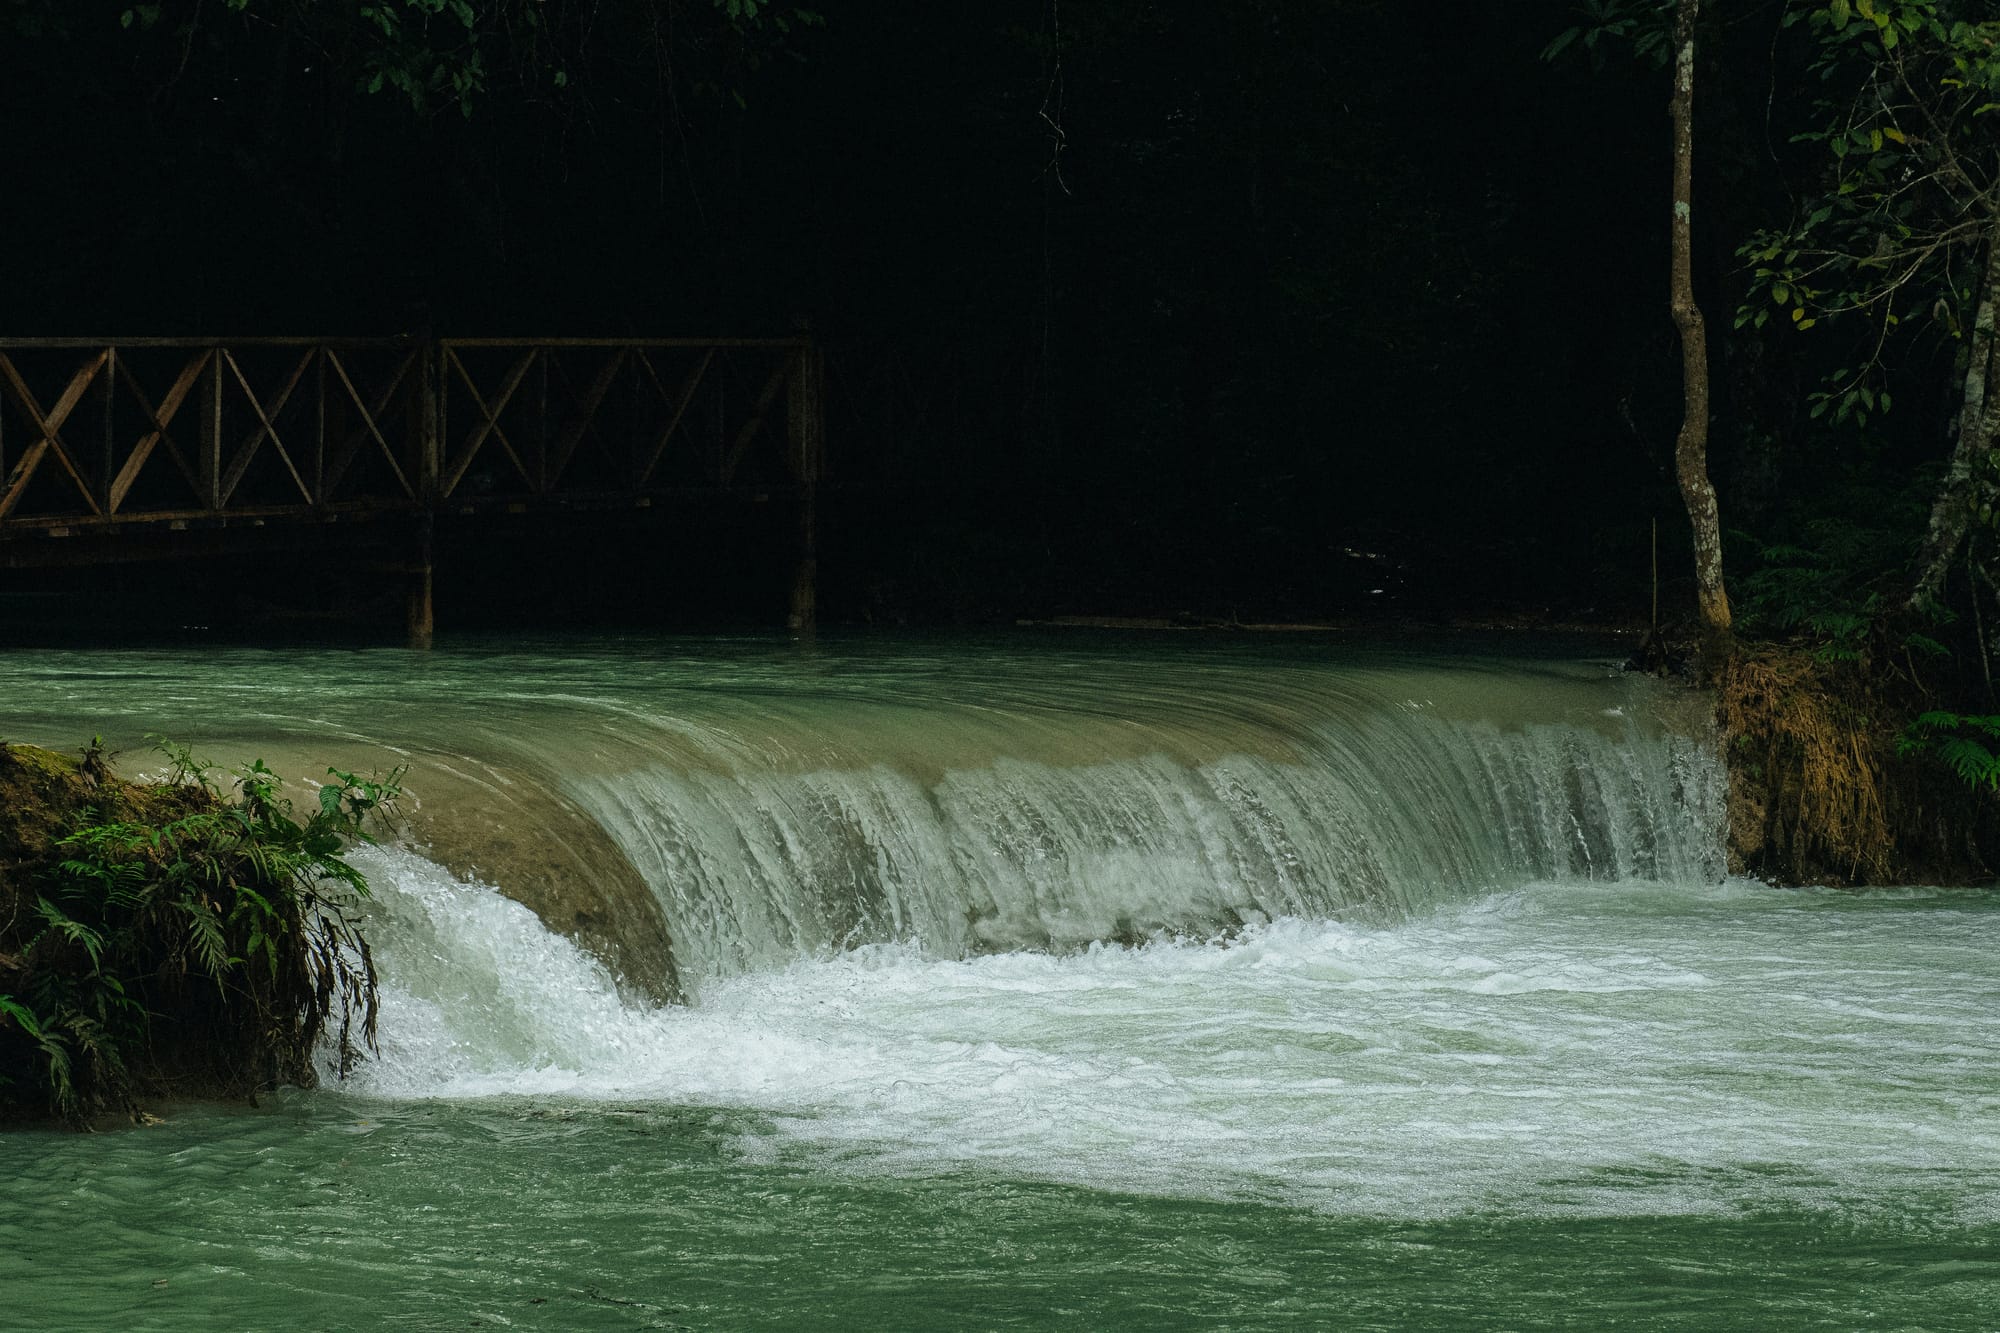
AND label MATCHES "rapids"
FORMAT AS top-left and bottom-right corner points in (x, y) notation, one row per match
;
(2, 634), (1995, 1330)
